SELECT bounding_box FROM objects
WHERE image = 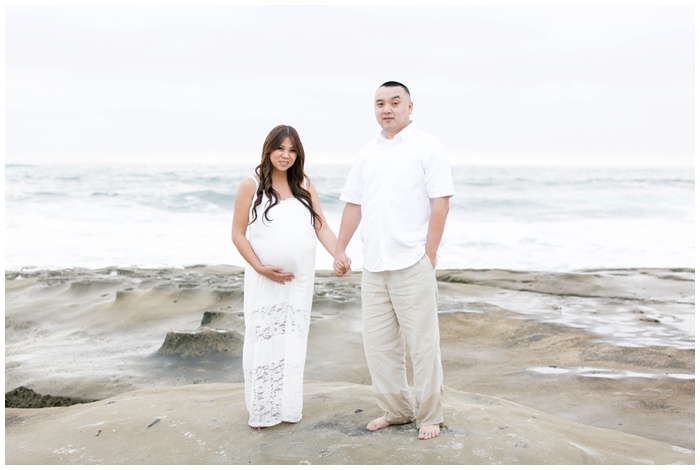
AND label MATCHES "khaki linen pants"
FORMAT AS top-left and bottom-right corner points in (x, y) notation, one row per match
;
(361, 254), (444, 429)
